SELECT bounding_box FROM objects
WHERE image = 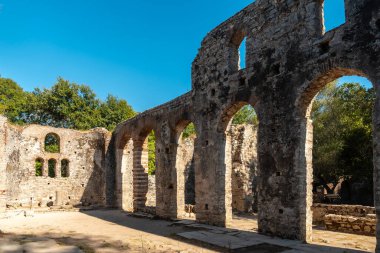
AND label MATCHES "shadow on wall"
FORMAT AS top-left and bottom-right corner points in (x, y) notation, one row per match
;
(185, 157), (195, 205)
(78, 136), (107, 208)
